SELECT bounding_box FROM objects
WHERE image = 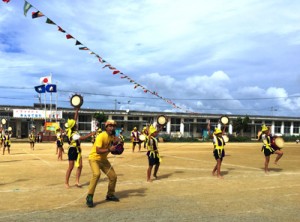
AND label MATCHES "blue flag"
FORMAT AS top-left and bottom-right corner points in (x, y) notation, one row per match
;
(46, 84), (57, 93)
(34, 85), (46, 93)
